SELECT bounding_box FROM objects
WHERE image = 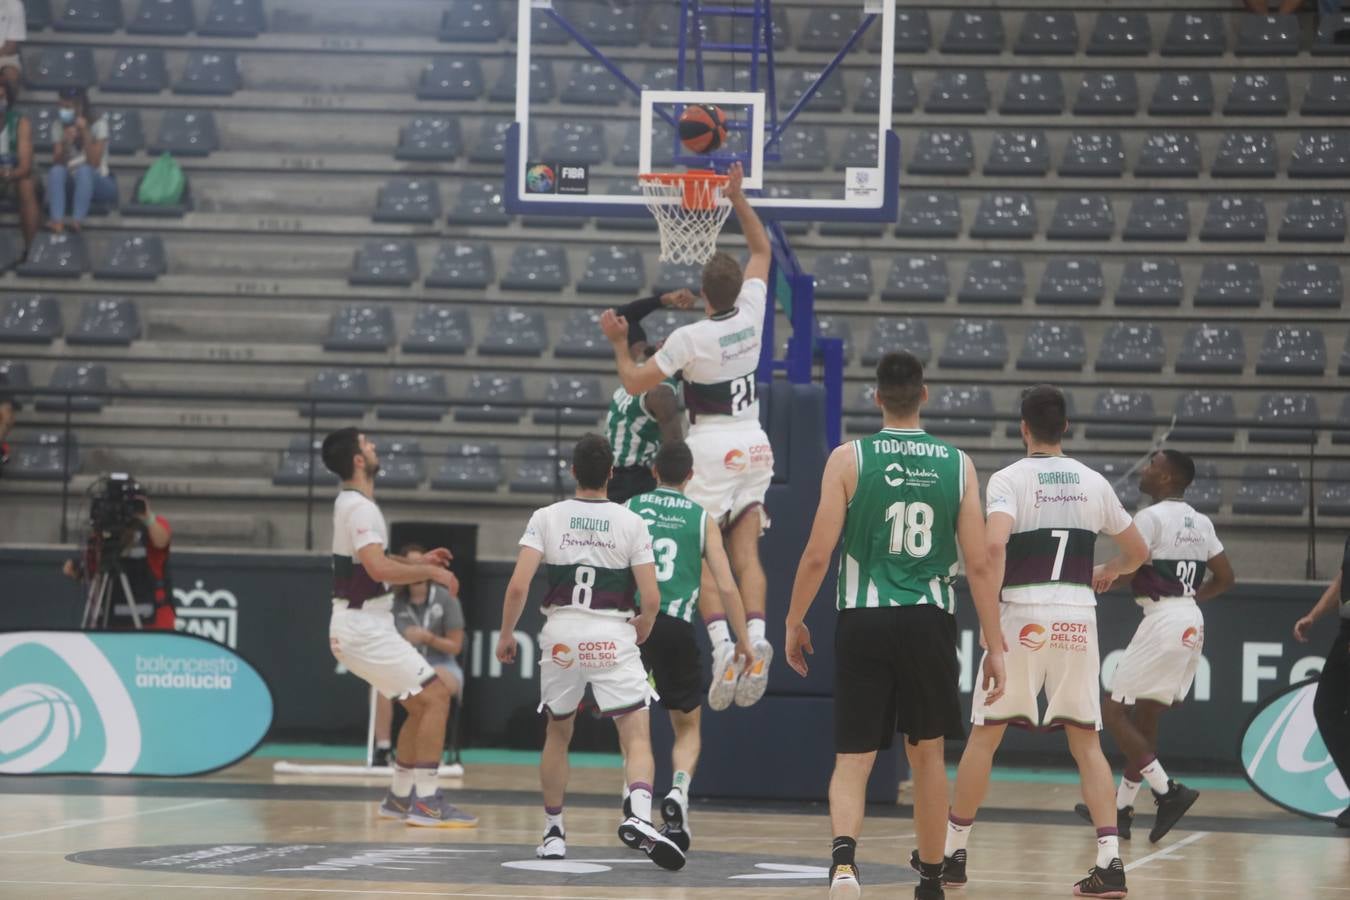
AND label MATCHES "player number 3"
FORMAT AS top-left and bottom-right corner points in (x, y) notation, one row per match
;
(885, 501), (934, 558)
(653, 538), (678, 581)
